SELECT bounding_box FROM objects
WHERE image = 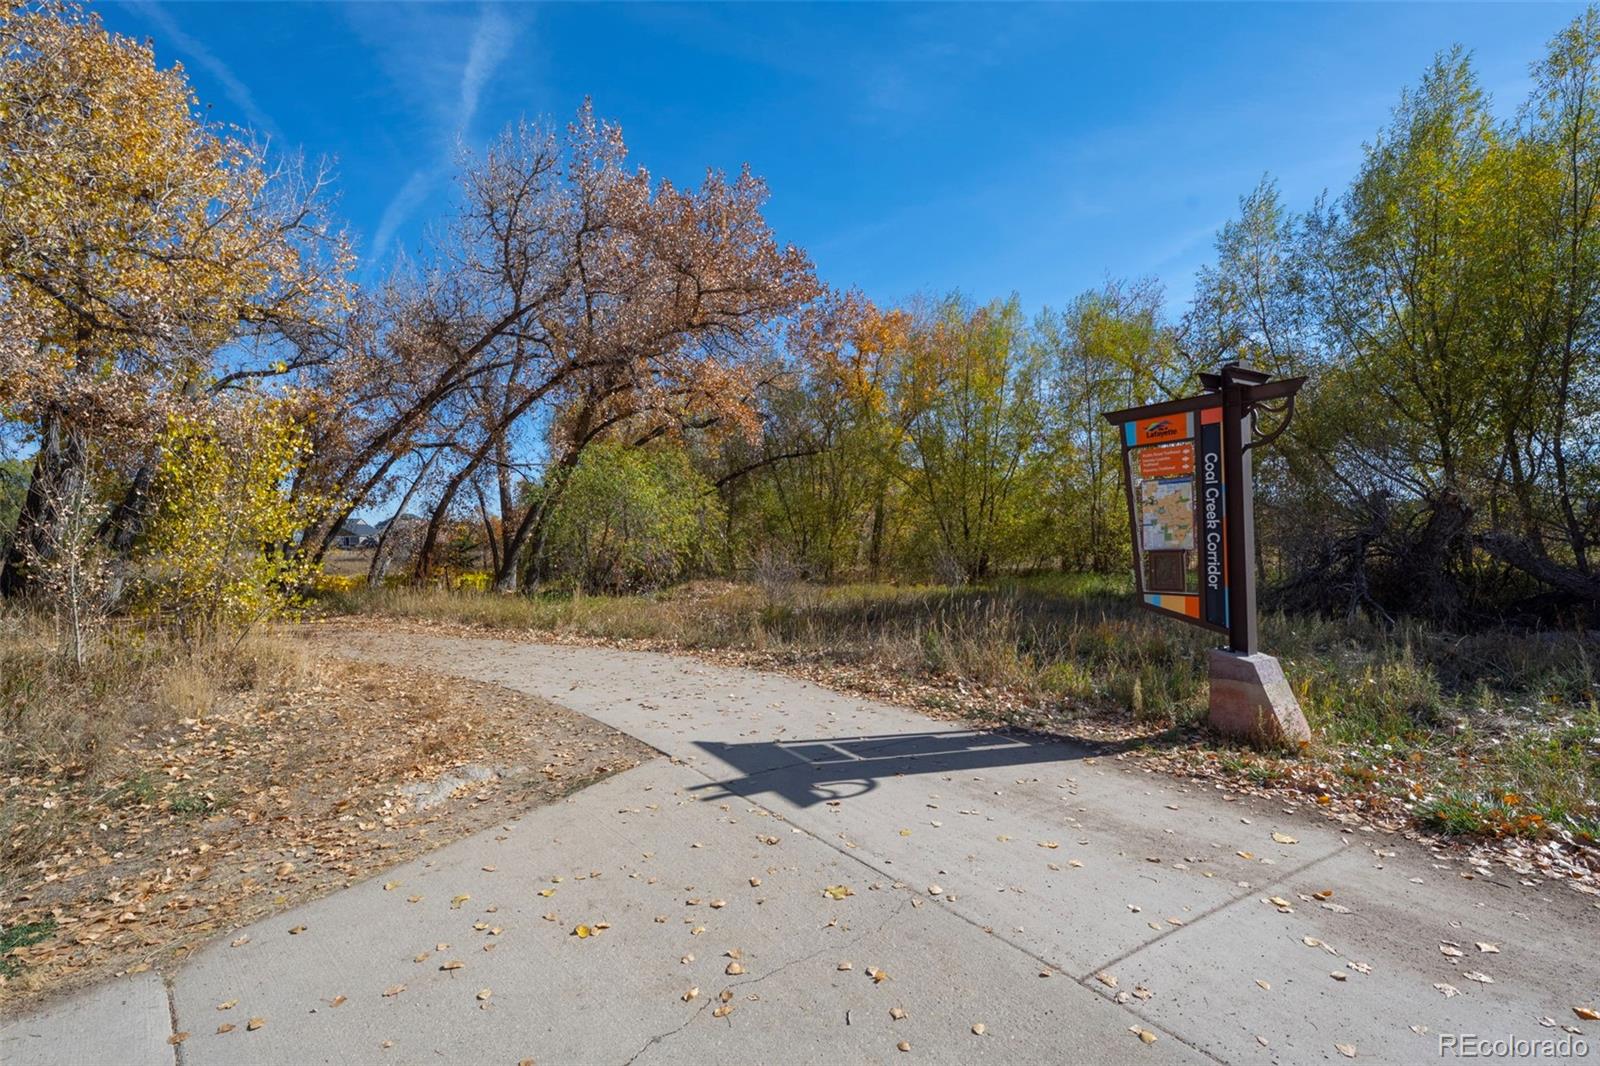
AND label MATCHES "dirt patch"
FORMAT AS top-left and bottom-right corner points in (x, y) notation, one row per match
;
(0, 643), (654, 1009)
